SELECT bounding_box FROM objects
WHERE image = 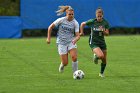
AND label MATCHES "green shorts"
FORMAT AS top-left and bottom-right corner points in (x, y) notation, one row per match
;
(89, 43), (107, 50)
